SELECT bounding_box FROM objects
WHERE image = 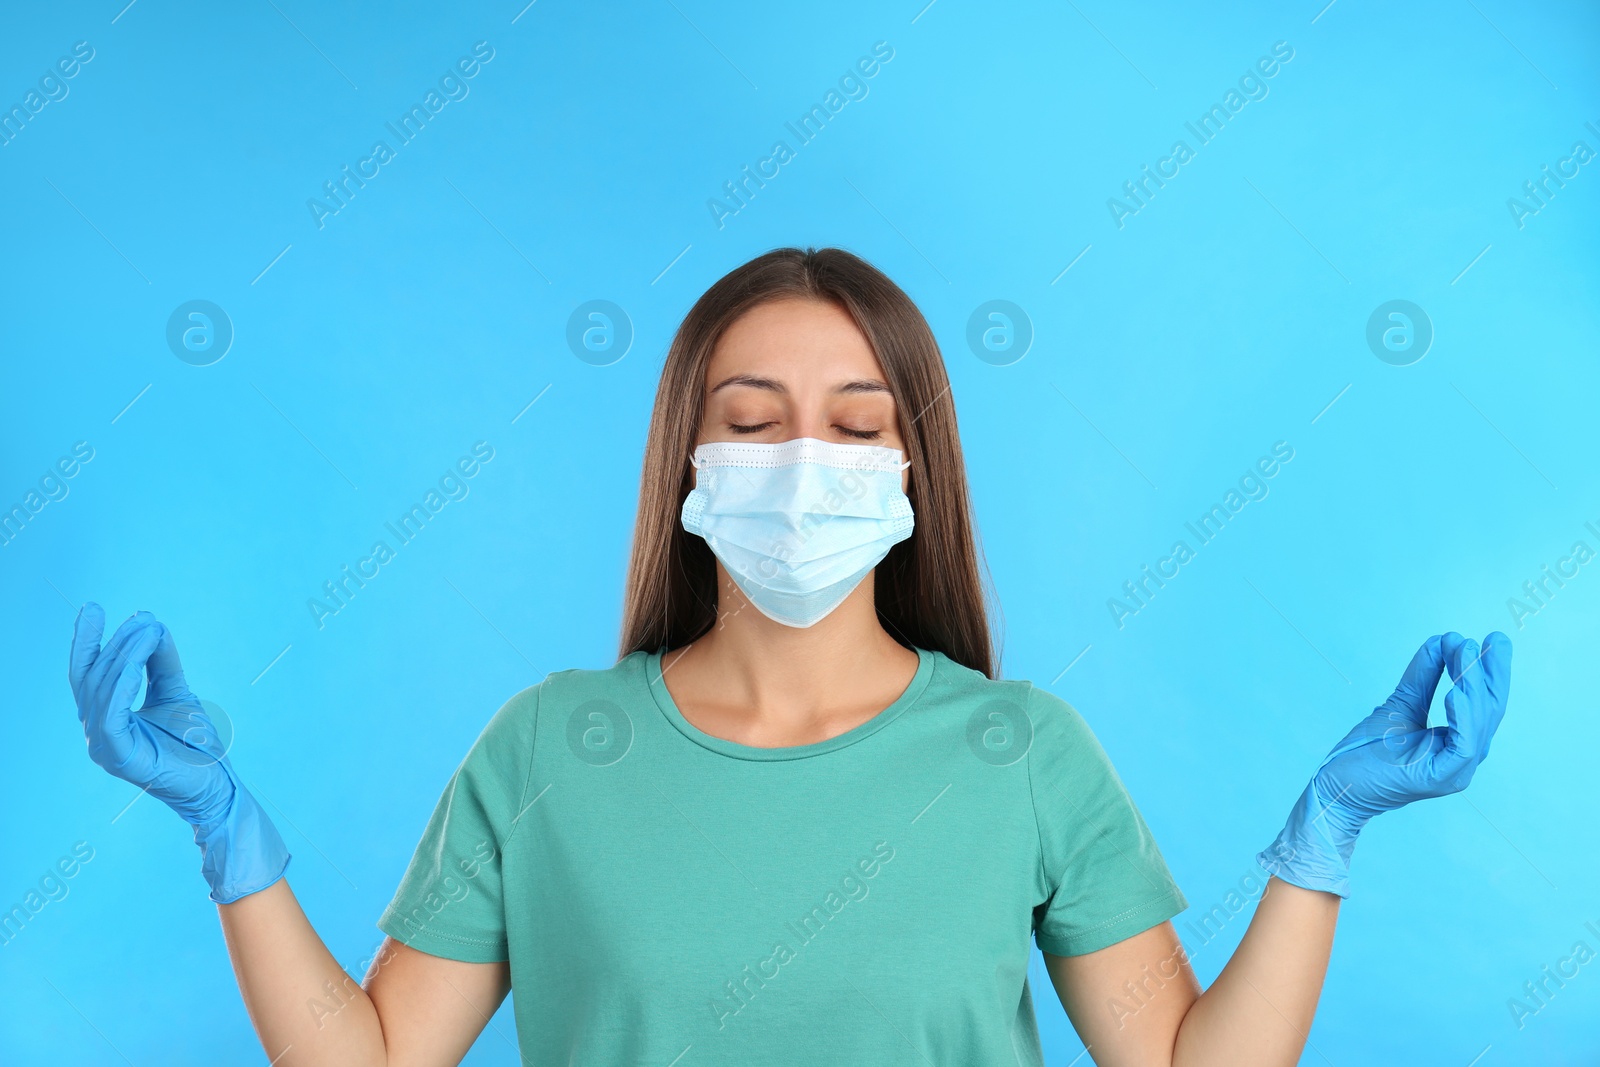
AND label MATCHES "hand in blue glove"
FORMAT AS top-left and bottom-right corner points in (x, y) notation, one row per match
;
(69, 604), (291, 904)
(1258, 631), (1512, 898)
